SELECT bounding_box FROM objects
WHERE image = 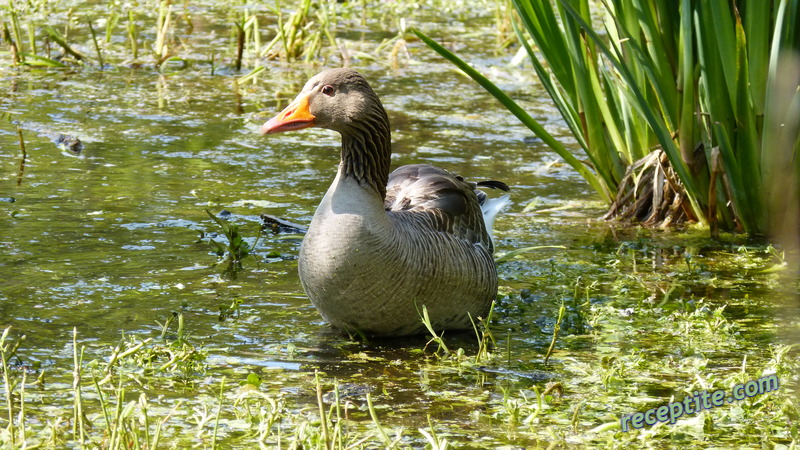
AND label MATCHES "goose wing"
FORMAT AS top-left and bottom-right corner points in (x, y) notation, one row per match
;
(384, 164), (507, 251)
